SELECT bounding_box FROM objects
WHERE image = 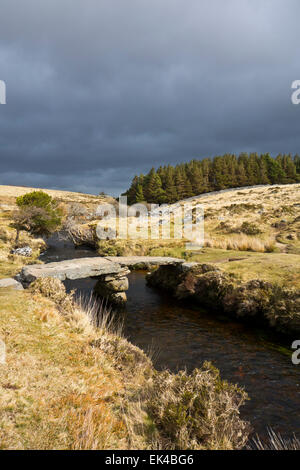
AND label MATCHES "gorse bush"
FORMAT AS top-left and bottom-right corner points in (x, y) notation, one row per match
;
(17, 190), (55, 209)
(13, 190), (63, 239)
(146, 363), (250, 450)
(218, 221), (262, 236)
(98, 240), (126, 256)
(239, 221), (262, 236)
